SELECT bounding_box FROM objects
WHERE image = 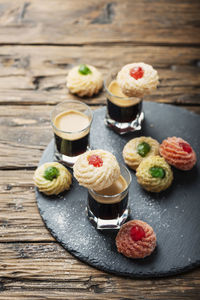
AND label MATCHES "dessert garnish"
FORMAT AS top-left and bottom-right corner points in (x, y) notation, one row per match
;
(149, 166), (166, 179)
(88, 155), (103, 167)
(179, 142), (192, 154)
(130, 225), (145, 241)
(78, 64), (92, 75)
(43, 166), (60, 181)
(129, 66), (144, 80)
(137, 142), (151, 157)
